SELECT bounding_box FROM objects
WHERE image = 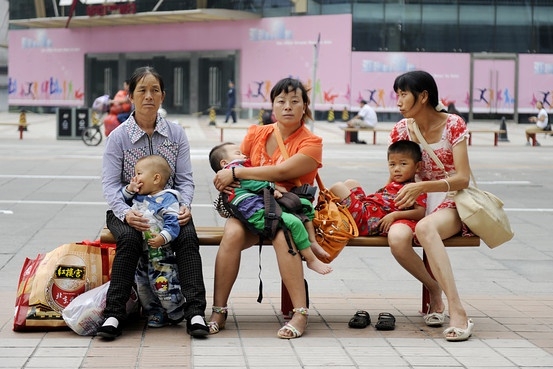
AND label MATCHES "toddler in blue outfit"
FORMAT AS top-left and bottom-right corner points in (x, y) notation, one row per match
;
(122, 154), (185, 327)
